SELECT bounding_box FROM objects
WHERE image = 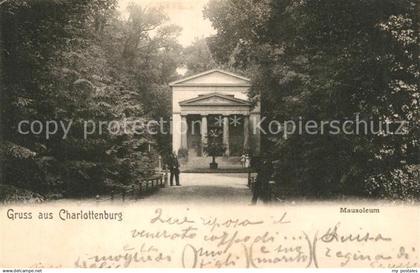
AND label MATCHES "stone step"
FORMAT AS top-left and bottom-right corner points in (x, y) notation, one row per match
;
(181, 156), (243, 170)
